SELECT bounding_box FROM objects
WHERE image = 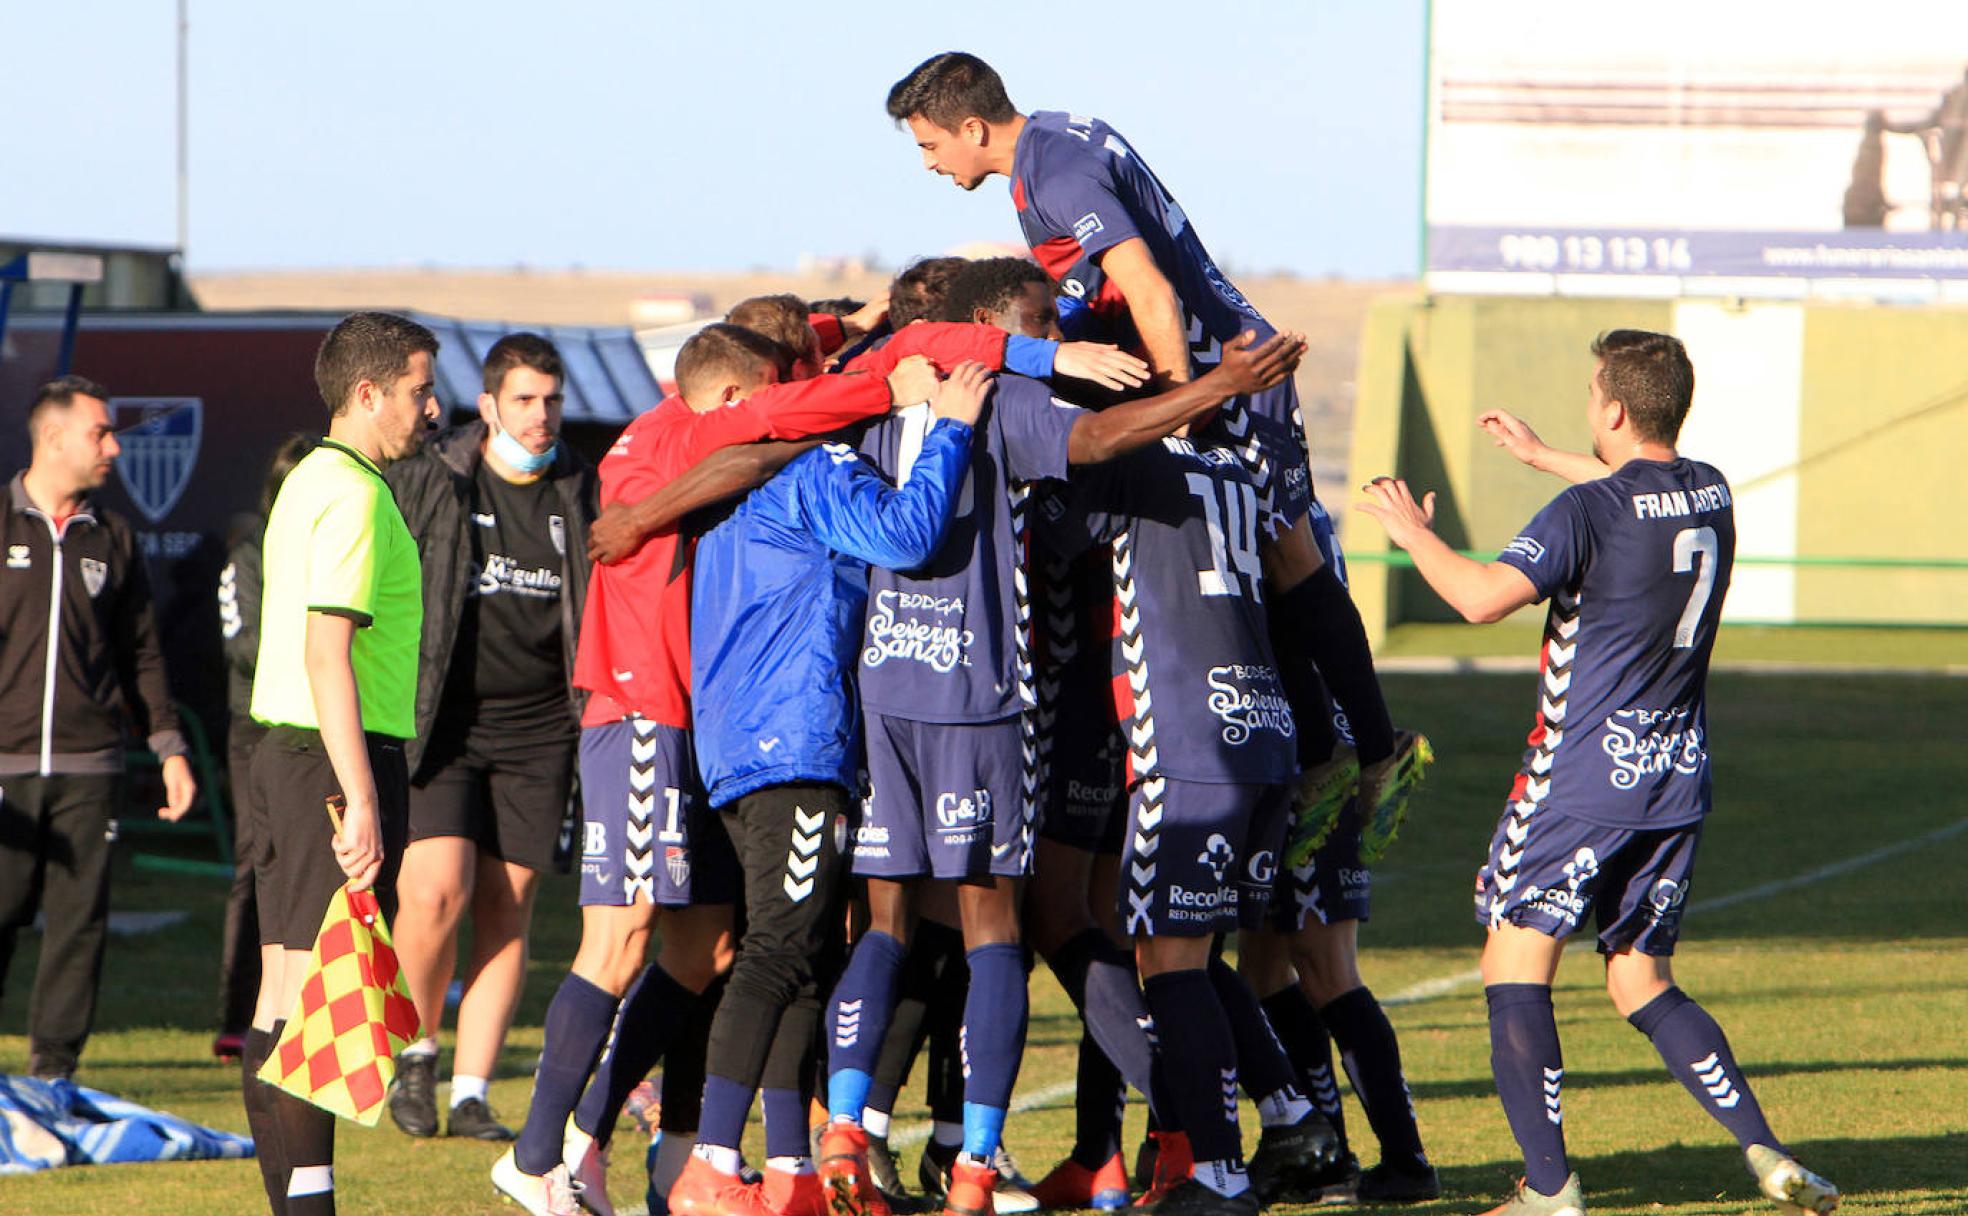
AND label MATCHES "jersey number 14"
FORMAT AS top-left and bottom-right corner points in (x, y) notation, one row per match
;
(1186, 472), (1262, 600)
